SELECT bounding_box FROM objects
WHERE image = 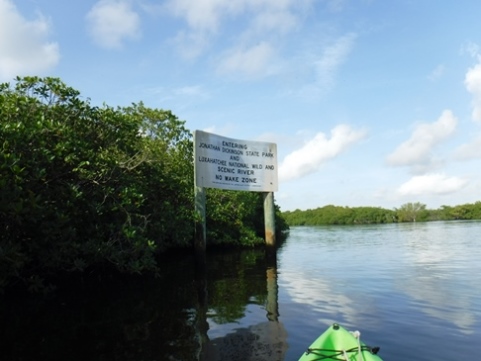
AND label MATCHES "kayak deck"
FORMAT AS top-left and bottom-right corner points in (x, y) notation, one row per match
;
(298, 323), (383, 361)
